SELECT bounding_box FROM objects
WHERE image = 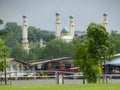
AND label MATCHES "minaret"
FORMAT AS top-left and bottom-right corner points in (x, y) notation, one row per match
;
(103, 13), (108, 31)
(40, 38), (43, 48)
(55, 12), (61, 38)
(69, 16), (74, 37)
(22, 15), (29, 53)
